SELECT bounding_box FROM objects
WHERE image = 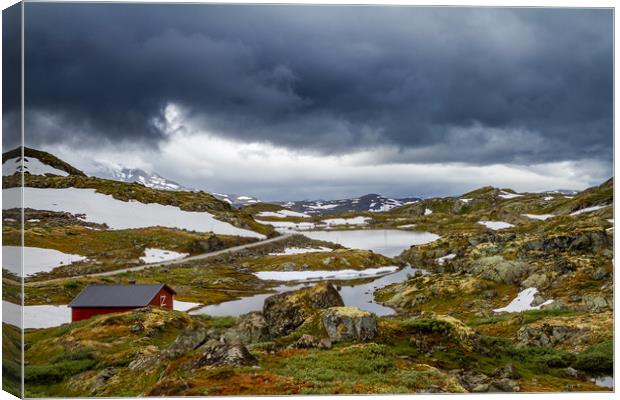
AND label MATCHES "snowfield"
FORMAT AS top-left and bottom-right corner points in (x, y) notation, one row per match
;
(256, 210), (309, 218)
(2, 156), (69, 177)
(3, 245), (86, 276)
(268, 247), (332, 256)
(493, 287), (554, 313)
(522, 213), (555, 221)
(254, 266), (399, 282)
(2, 301), (71, 329)
(6, 187), (265, 238)
(140, 248), (189, 264)
(478, 221), (515, 230)
(570, 204), (611, 216)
